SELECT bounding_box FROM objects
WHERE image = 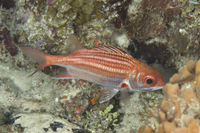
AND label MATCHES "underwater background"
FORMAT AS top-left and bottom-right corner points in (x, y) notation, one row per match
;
(0, 0), (200, 132)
